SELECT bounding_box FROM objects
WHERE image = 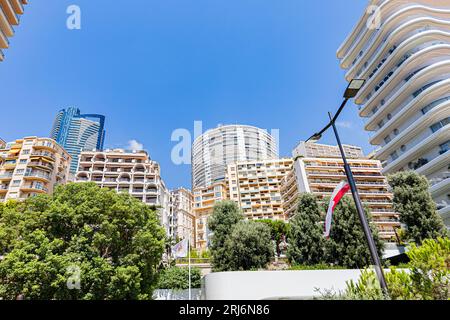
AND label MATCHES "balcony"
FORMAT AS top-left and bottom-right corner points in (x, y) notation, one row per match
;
(21, 184), (48, 193)
(31, 152), (56, 162)
(0, 184), (9, 193)
(24, 171), (50, 181)
(0, 172), (13, 180)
